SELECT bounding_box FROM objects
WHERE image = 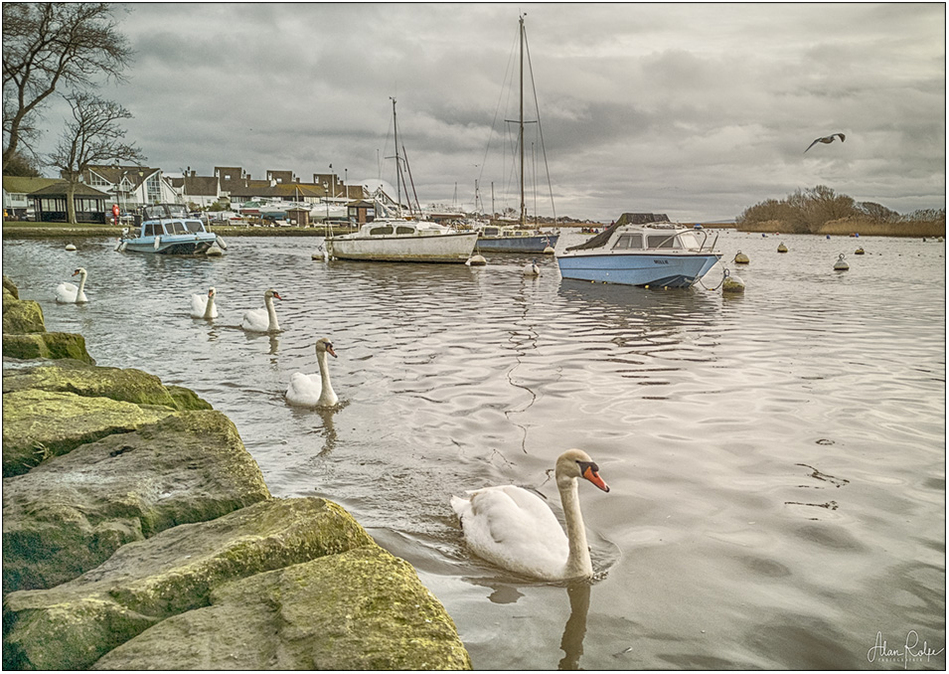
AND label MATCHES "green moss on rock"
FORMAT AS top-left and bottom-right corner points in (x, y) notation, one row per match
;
(3, 275), (20, 300)
(3, 410), (271, 593)
(3, 497), (374, 670)
(2, 297), (45, 334)
(93, 546), (472, 670)
(2, 361), (209, 410)
(1, 389), (173, 477)
(3, 332), (94, 363)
